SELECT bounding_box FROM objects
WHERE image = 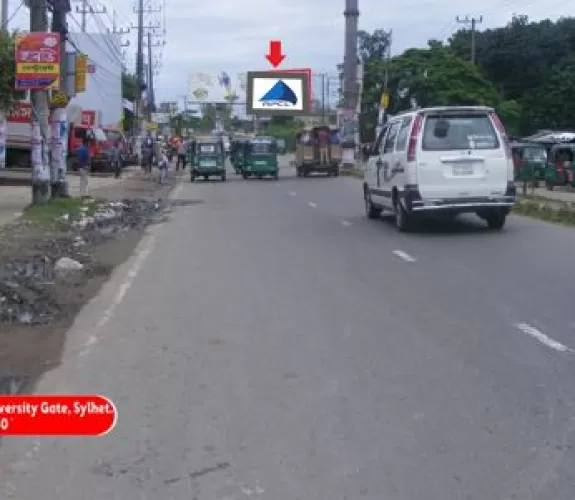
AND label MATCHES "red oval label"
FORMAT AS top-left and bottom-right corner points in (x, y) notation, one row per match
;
(0, 395), (117, 436)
